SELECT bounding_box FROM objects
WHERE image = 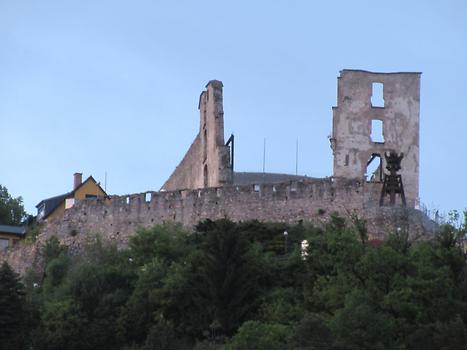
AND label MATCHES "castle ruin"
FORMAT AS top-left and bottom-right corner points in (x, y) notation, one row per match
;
(2, 70), (435, 275)
(331, 70), (420, 207)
